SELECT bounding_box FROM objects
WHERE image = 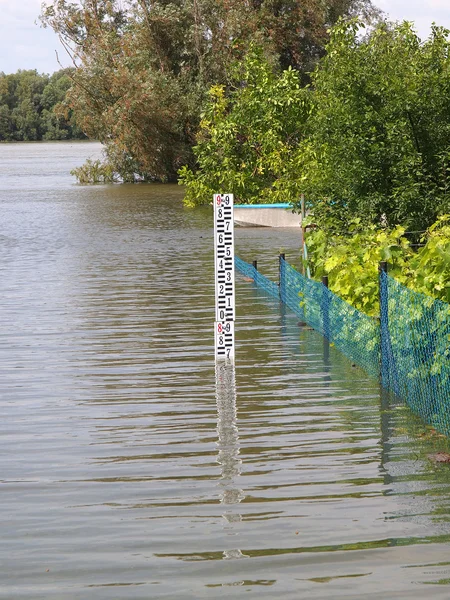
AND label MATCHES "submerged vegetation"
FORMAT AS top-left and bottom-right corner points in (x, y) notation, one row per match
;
(70, 159), (117, 184)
